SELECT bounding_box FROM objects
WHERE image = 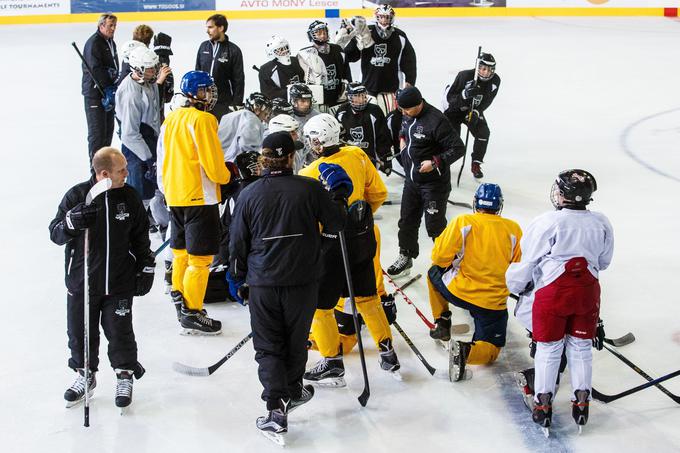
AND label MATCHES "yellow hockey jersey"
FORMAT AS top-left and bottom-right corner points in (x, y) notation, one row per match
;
(157, 107), (231, 207)
(433, 212), (522, 310)
(298, 145), (387, 212)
